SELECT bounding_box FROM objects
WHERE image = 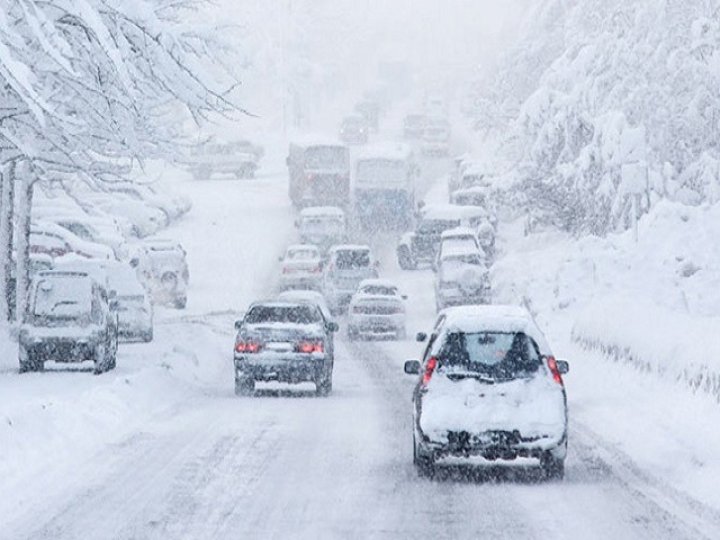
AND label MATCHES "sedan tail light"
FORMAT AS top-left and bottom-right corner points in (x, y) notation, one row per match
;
(296, 340), (324, 354)
(422, 356), (438, 387)
(235, 339), (262, 354)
